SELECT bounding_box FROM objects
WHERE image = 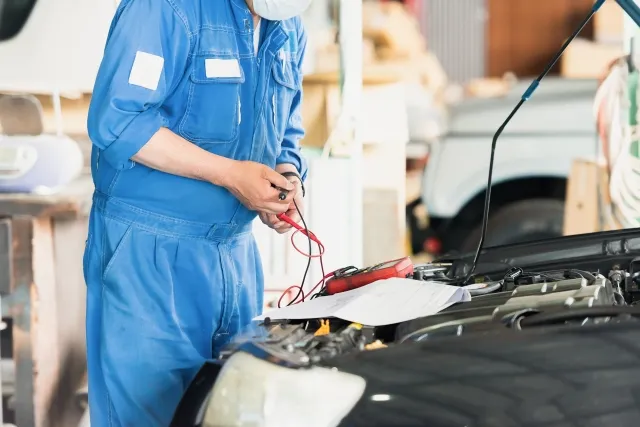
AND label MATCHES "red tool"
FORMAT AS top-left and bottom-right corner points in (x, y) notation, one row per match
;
(276, 213), (323, 246)
(276, 212), (300, 229)
(324, 256), (414, 295)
